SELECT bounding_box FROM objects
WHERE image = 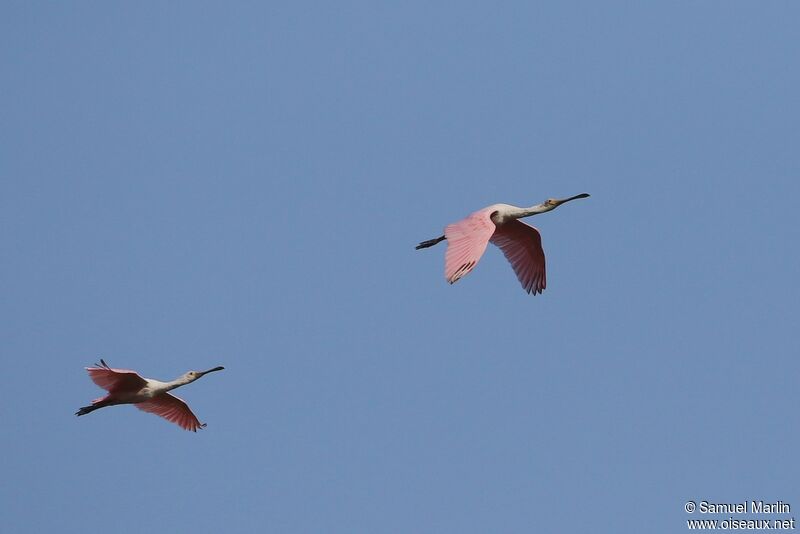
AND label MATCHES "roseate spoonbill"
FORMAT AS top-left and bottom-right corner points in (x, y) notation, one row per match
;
(76, 359), (224, 432)
(416, 193), (590, 294)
